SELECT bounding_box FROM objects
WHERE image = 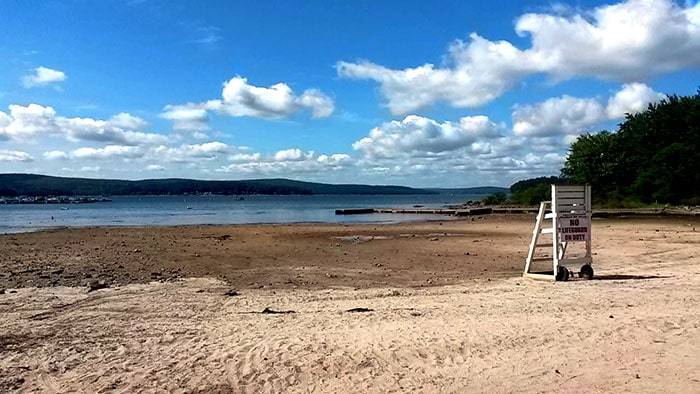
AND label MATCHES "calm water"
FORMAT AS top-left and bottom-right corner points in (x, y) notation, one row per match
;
(0, 194), (483, 234)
